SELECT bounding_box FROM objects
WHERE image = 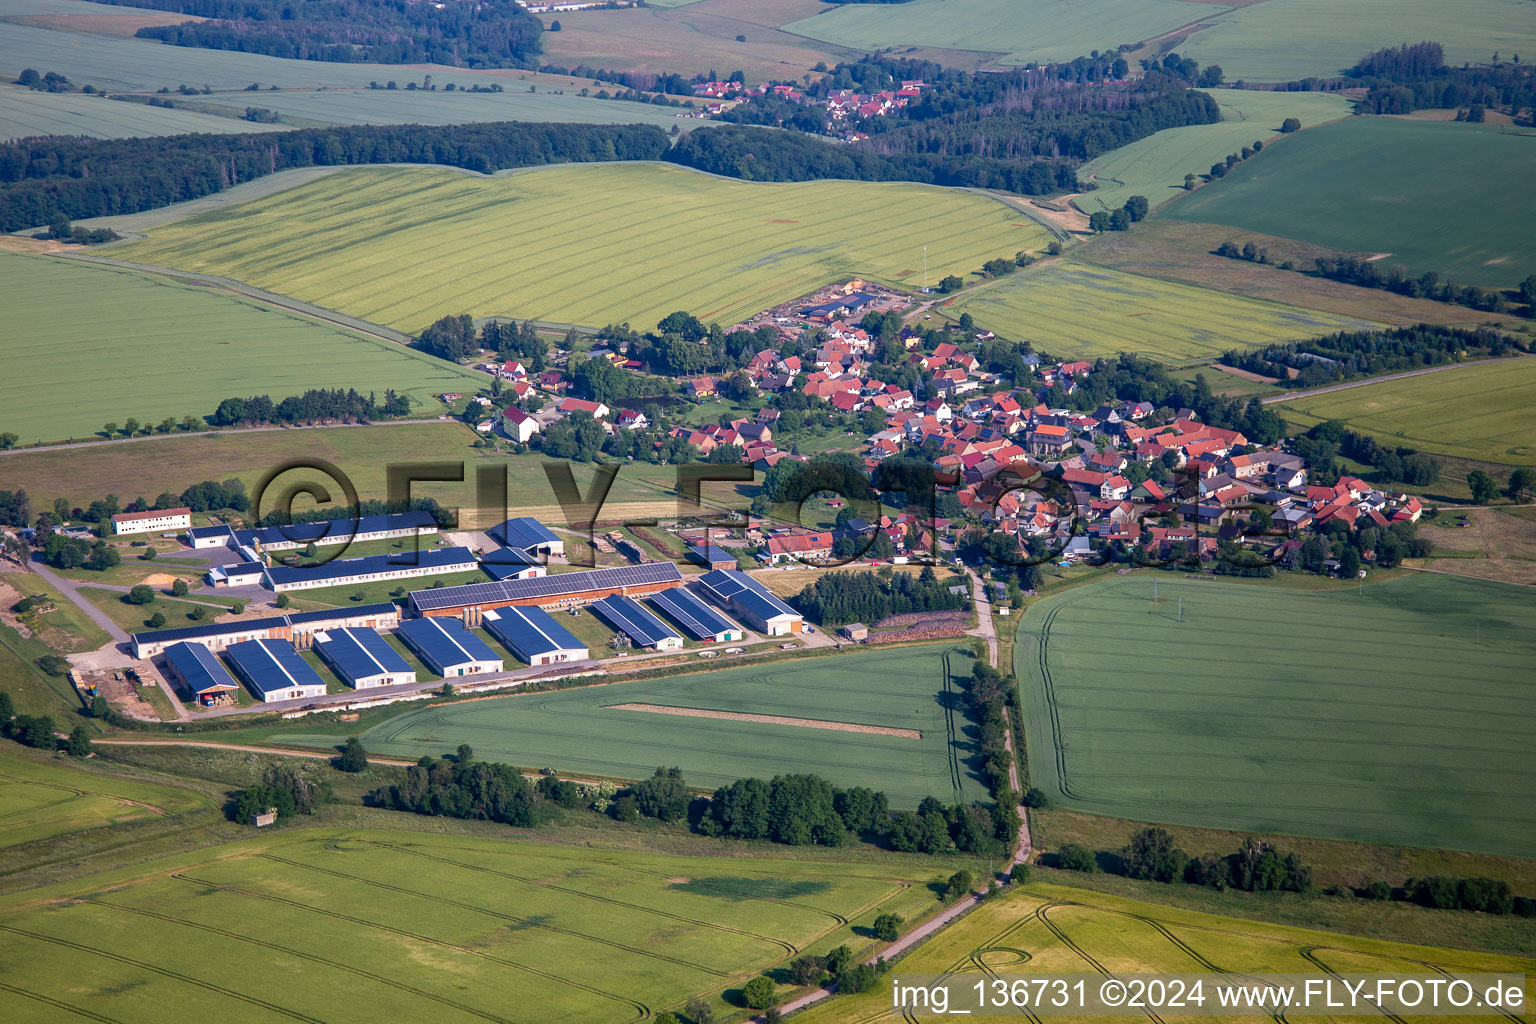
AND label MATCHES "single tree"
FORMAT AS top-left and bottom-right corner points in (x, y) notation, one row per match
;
(456, 743), (474, 763)
(945, 869), (975, 900)
(683, 996), (715, 1024)
(140, 546), (157, 561)
(871, 912), (902, 942)
(1506, 467), (1533, 501)
(336, 736), (369, 772)
(146, 611), (166, 628)
(1467, 469), (1500, 504)
(90, 694), (110, 718)
(1087, 210), (1111, 233)
(1057, 843), (1097, 872)
(1279, 117), (1301, 133)
(172, 578), (189, 597)
(66, 725), (92, 757)
(126, 584), (155, 605)
(741, 976), (776, 1010)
